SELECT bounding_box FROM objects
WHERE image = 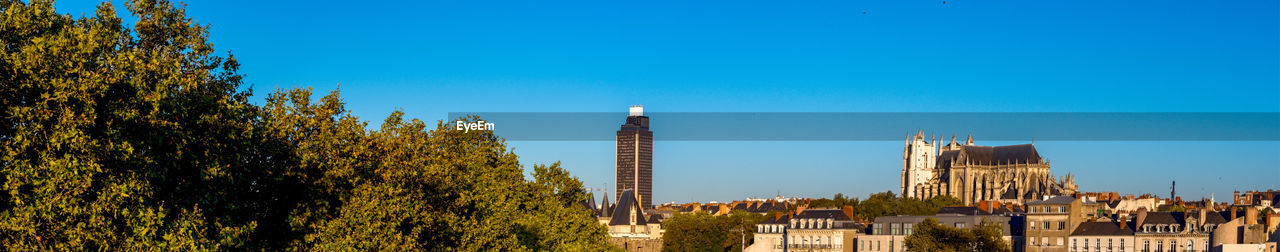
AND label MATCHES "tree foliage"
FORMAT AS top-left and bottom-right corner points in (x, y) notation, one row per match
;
(0, 0), (612, 250)
(903, 218), (1010, 252)
(809, 193), (857, 209)
(810, 191), (961, 221)
(661, 210), (766, 252)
